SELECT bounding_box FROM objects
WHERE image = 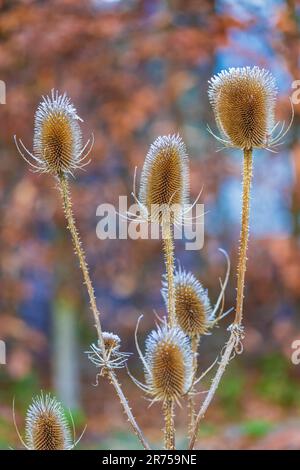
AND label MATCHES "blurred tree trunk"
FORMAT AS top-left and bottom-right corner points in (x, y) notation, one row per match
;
(52, 296), (80, 410)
